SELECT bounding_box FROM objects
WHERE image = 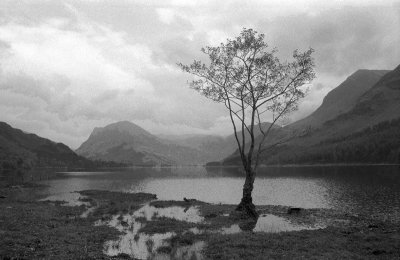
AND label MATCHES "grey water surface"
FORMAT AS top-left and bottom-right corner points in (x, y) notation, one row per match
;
(34, 165), (400, 219)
